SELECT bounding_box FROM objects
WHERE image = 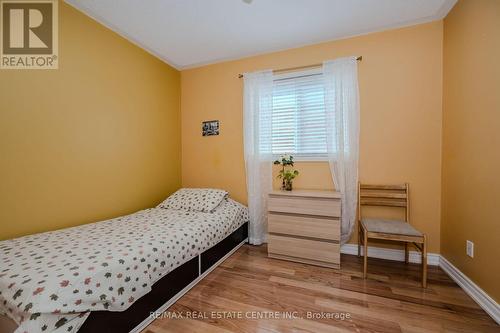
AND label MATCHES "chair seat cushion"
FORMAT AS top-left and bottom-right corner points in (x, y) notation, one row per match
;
(361, 218), (423, 236)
